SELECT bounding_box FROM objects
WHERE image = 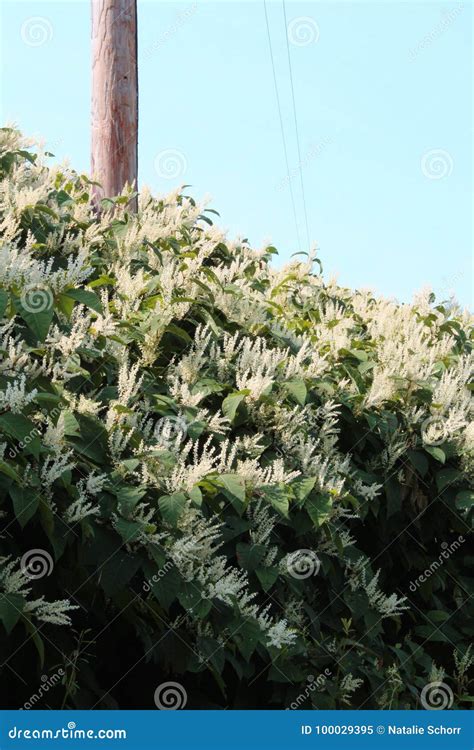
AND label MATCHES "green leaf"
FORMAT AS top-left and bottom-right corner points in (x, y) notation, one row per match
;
(436, 468), (463, 493)
(88, 274), (115, 289)
(285, 378), (307, 405)
(261, 484), (289, 517)
(349, 348), (368, 362)
(0, 412), (38, 442)
(39, 497), (55, 540)
(306, 494), (332, 527)
(56, 293), (75, 319)
(0, 412), (41, 460)
(234, 620), (262, 661)
(61, 410), (81, 437)
(189, 485), (202, 507)
(34, 203), (58, 218)
(114, 518), (142, 544)
(255, 566), (279, 592)
(100, 552), (141, 596)
(186, 419), (206, 441)
(32, 391), (62, 408)
(0, 460), (22, 484)
(120, 458), (140, 473)
(159, 492), (187, 526)
(149, 564), (182, 611)
(407, 450), (429, 478)
(10, 485), (39, 528)
(0, 593), (24, 634)
(70, 414), (108, 463)
(179, 583), (212, 618)
(0, 288), (9, 319)
(64, 288), (103, 314)
(193, 378), (226, 397)
(15, 296), (54, 342)
(222, 516), (250, 542)
(292, 476), (317, 506)
(426, 610), (450, 623)
(164, 323), (192, 343)
(236, 543), (266, 571)
(220, 474), (246, 514)
(116, 486), (146, 516)
(425, 446), (446, 464)
(196, 635), (225, 674)
(455, 490), (474, 511)
(222, 392), (246, 423)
